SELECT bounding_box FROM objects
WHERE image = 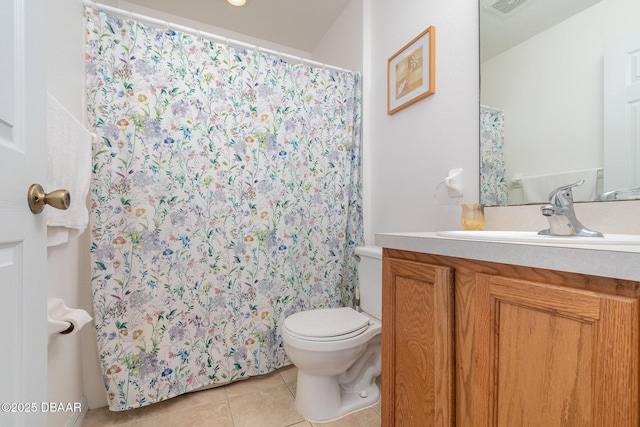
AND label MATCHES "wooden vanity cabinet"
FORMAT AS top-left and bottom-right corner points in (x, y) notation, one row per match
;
(381, 256), (455, 426)
(381, 248), (640, 427)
